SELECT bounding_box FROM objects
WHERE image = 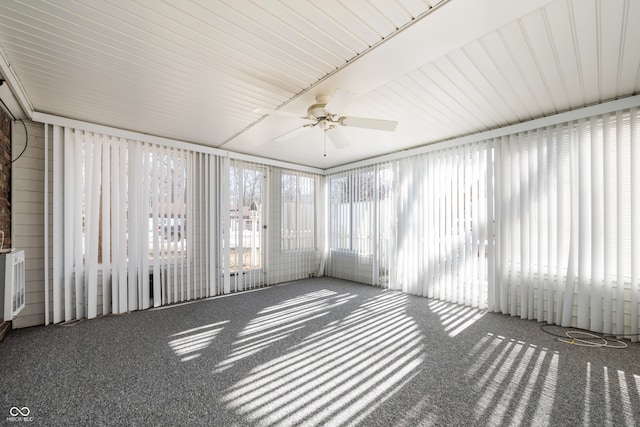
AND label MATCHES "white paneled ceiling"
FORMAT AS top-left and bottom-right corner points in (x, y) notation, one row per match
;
(0, 0), (638, 169)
